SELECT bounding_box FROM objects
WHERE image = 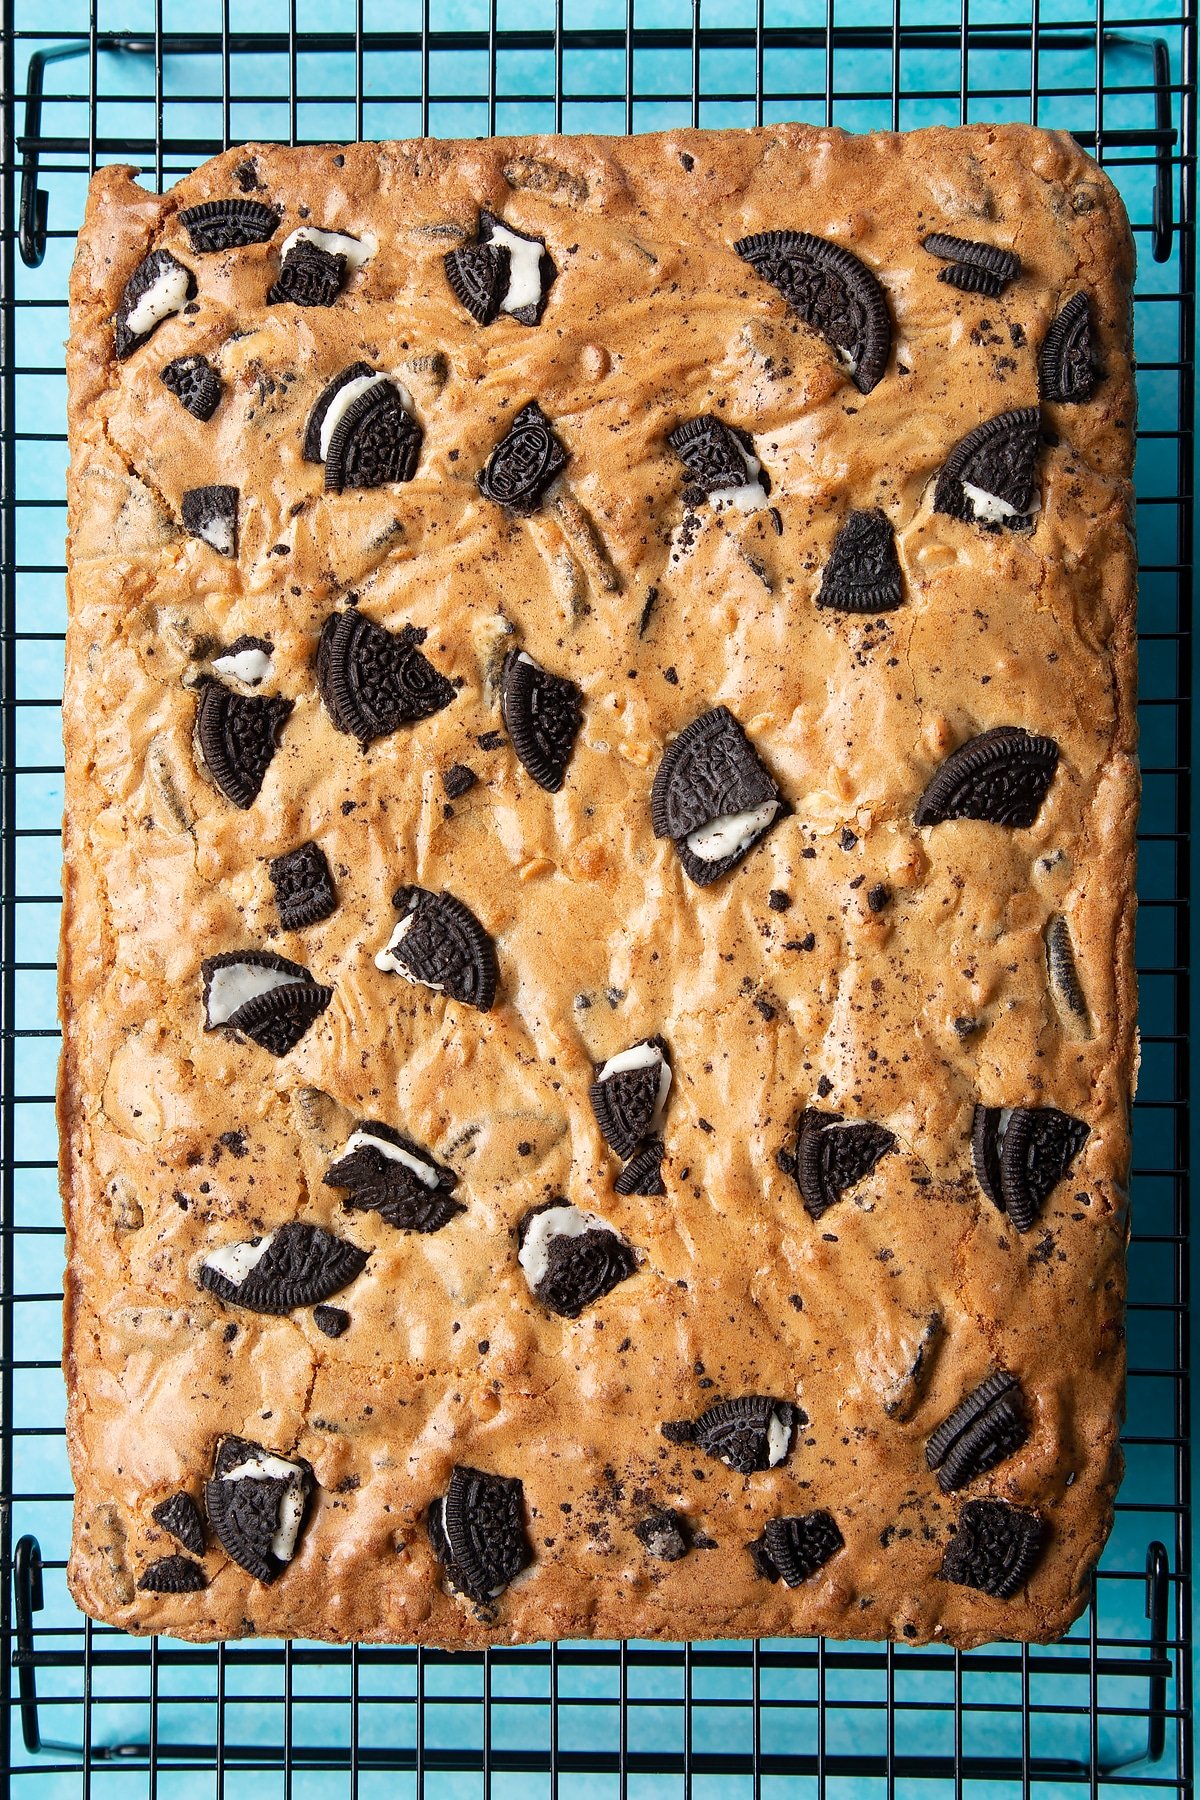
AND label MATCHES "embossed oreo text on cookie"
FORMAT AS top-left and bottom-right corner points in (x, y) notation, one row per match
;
(324, 1121), (464, 1233)
(651, 705), (784, 886)
(201, 950), (333, 1056)
(205, 1436), (313, 1584)
(663, 1396), (798, 1475)
(517, 1201), (638, 1317)
(734, 230), (891, 392)
(478, 402), (568, 514)
(197, 1221), (368, 1314)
